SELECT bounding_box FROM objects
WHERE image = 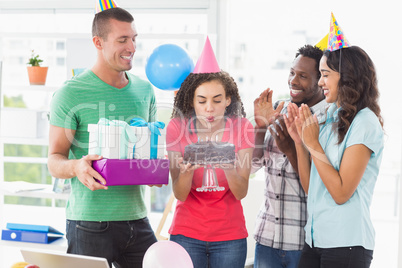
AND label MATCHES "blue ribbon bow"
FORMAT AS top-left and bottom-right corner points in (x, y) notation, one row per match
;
(129, 118), (165, 159)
